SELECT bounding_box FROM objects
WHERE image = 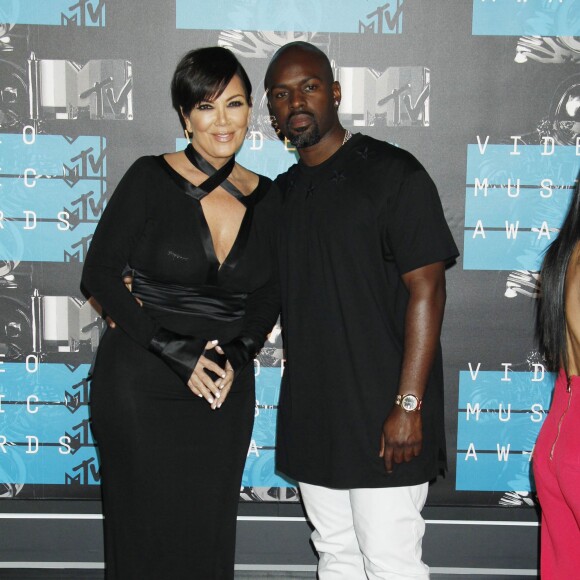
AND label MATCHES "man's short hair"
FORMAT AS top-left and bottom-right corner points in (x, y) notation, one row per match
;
(265, 41), (334, 90)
